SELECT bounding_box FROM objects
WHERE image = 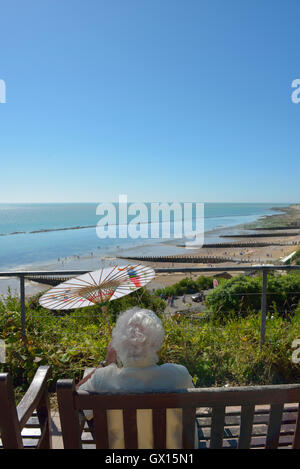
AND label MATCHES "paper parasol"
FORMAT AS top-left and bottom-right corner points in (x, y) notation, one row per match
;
(39, 264), (155, 310)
